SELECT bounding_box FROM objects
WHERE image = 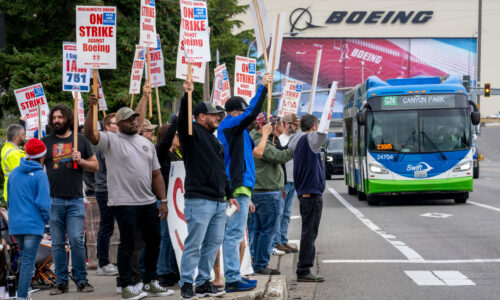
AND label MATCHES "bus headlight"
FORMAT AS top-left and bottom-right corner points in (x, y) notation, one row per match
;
(452, 161), (472, 172)
(326, 156), (333, 162)
(369, 164), (389, 174)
